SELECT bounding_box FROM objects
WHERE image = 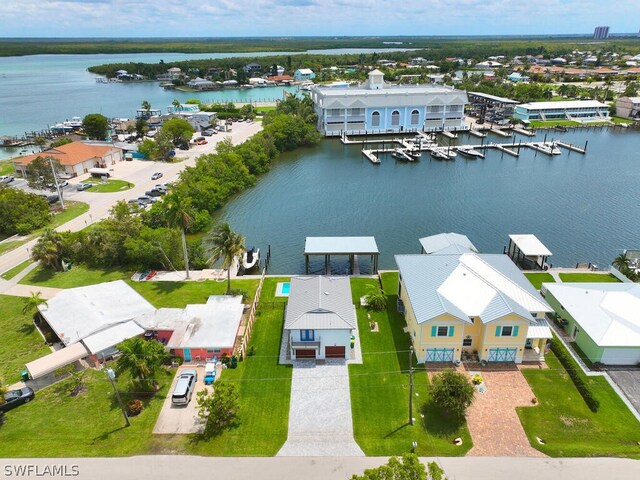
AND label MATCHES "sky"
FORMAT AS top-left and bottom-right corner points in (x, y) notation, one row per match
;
(0, 0), (639, 37)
